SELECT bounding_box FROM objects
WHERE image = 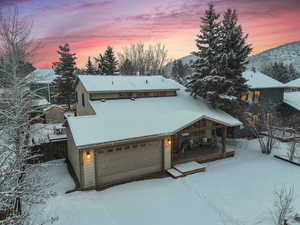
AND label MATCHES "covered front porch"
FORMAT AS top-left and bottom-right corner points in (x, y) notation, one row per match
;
(170, 118), (234, 165)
